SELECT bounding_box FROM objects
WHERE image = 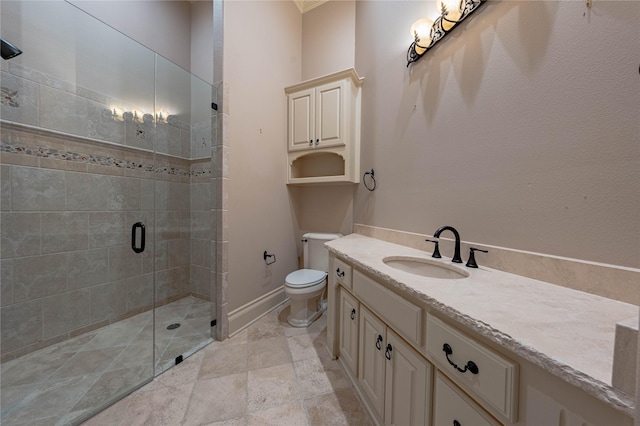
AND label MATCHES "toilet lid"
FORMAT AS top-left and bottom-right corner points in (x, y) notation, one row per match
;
(286, 269), (326, 288)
